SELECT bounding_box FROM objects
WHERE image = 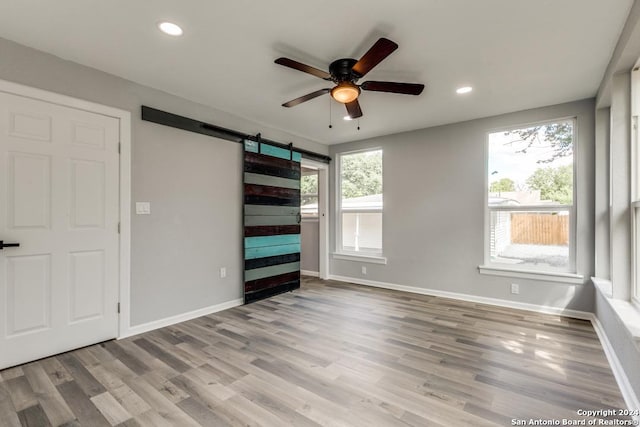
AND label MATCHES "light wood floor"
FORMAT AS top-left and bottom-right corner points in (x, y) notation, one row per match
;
(0, 277), (628, 426)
